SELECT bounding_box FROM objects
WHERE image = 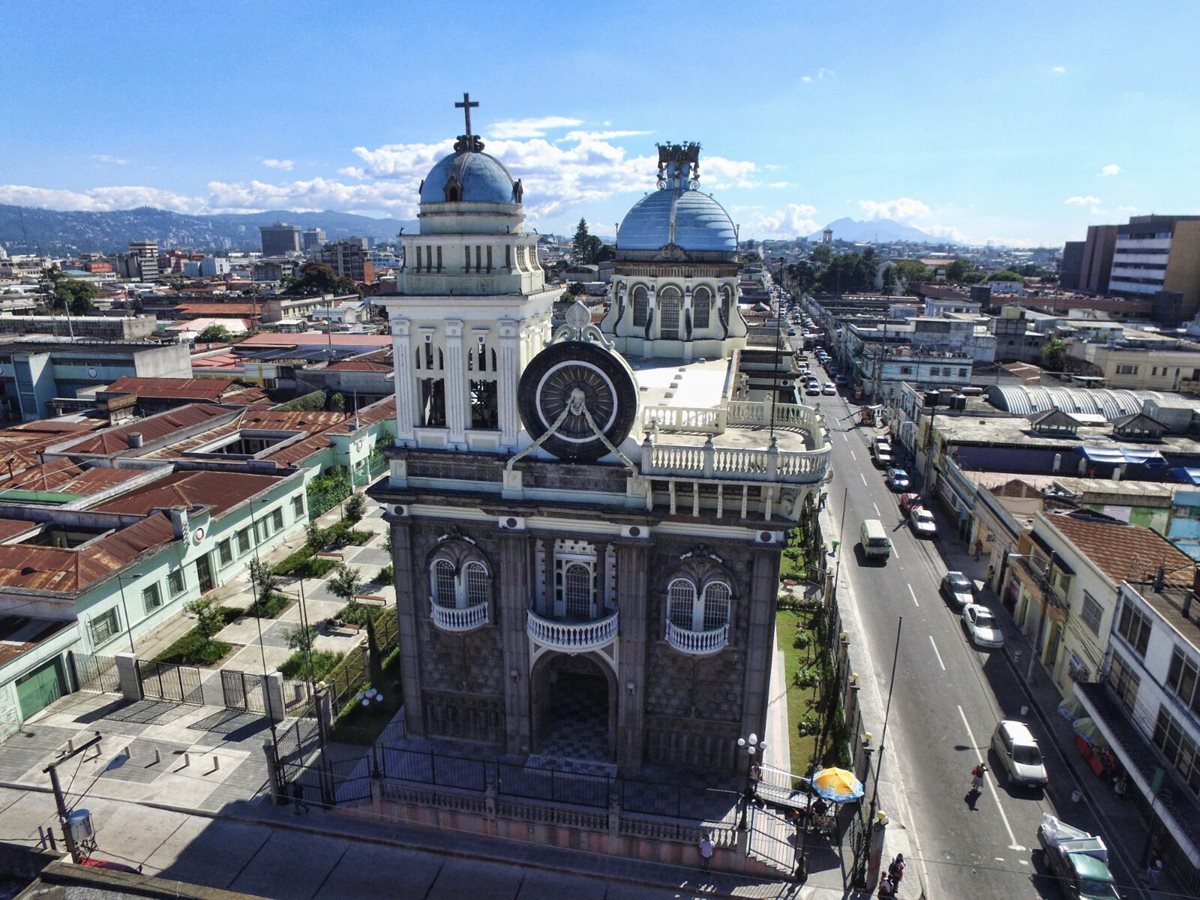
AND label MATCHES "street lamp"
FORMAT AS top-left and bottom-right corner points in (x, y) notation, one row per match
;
(855, 617), (902, 888)
(736, 733), (766, 830)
